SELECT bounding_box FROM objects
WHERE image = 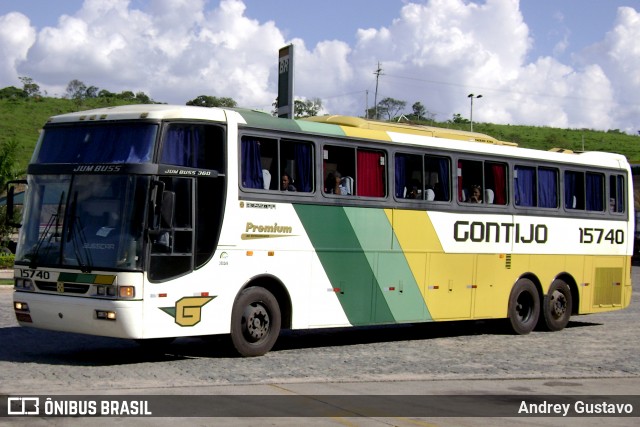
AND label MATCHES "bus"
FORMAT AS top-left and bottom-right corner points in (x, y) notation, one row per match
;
(8, 104), (633, 356)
